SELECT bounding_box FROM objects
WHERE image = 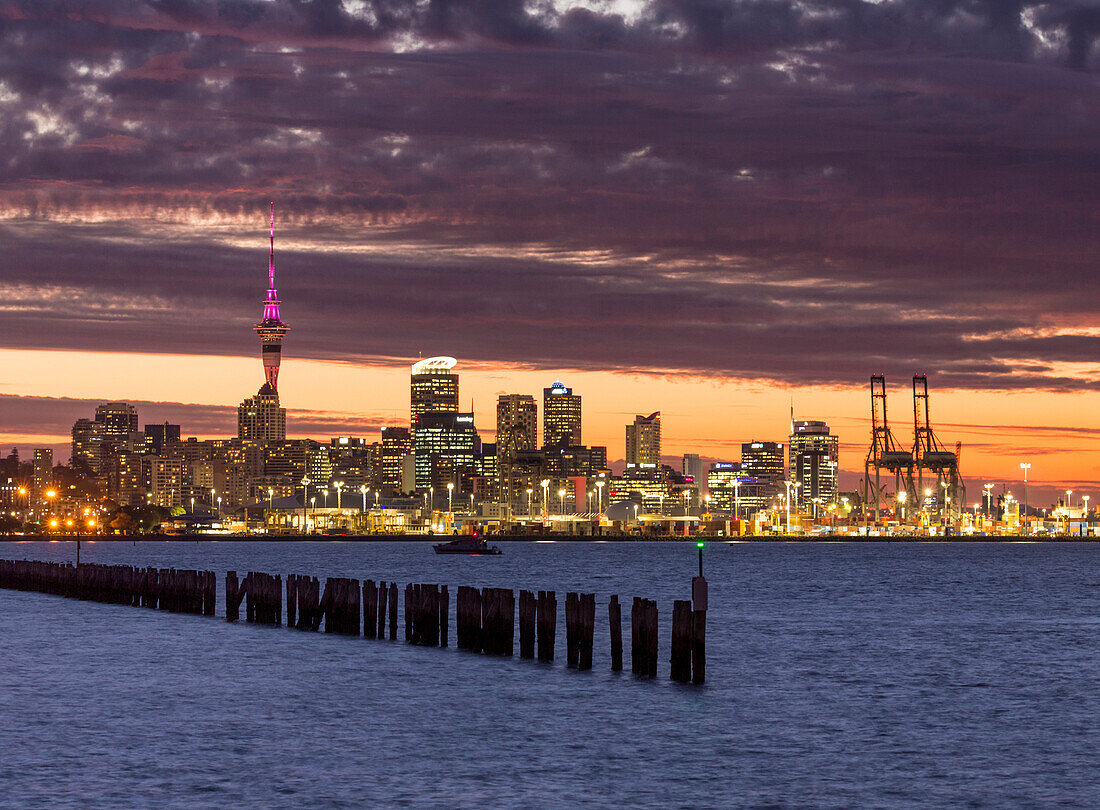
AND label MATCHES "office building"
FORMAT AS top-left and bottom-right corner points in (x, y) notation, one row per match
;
(380, 427), (413, 494)
(626, 412), (661, 467)
(497, 394), (538, 462)
(789, 420), (839, 508)
(413, 411), (477, 491)
(145, 422), (181, 454)
(411, 356), (459, 429)
(543, 382), (581, 447)
(682, 454), (704, 488)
